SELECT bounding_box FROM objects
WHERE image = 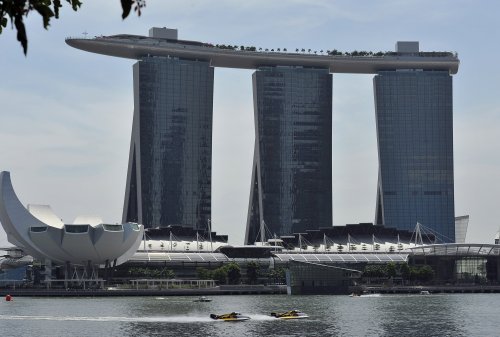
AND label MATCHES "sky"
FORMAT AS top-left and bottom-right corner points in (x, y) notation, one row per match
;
(1, 0), (499, 246)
